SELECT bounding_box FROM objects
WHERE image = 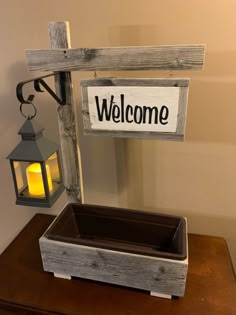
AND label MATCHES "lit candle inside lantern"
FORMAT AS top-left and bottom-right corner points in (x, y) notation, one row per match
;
(14, 161), (23, 190)
(26, 163), (53, 196)
(47, 152), (60, 181)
